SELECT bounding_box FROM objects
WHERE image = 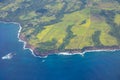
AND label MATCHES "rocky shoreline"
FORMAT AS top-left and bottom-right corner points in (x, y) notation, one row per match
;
(18, 23), (120, 57)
